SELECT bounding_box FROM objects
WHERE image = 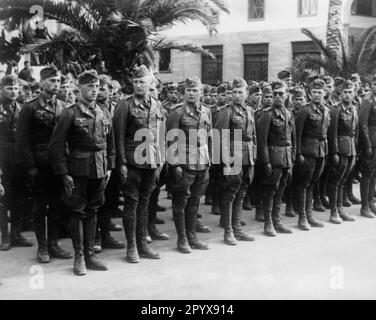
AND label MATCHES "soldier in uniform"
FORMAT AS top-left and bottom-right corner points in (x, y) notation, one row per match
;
(209, 87), (218, 107)
(0, 75), (33, 250)
(93, 74), (125, 252)
(284, 87), (307, 218)
(208, 84), (228, 217)
(166, 77), (212, 253)
(57, 75), (71, 106)
(113, 65), (164, 263)
(247, 84), (262, 111)
(203, 85), (212, 105)
(162, 83), (179, 115)
(358, 75), (376, 218)
(256, 80), (295, 236)
(214, 77), (256, 245)
(326, 80), (358, 223)
(294, 79), (330, 230)
(17, 67), (72, 263)
(49, 70), (114, 275)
